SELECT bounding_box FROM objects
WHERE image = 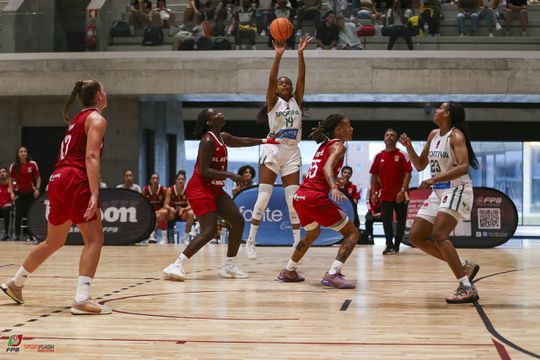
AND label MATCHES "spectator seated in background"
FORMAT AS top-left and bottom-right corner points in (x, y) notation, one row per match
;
(327, 0), (350, 17)
(336, 15), (363, 49)
(364, 184), (382, 245)
(386, 0), (414, 50)
(233, 0), (259, 49)
(478, 0), (501, 37)
(420, 0), (441, 36)
(372, 0), (392, 25)
(232, 165), (256, 196)
(339, 166), (361, 202)
(297, 0), (322, 36)
(0, 167), (14, 241)
(505, 0), (528, 37)
(142, 173), (168, 243)
(355, 0), (376, 22)
(268, 0), (297, 49)
(184, 0), (202, 28)
(456, 0), (480, 36)
(116, 169), (142, 192)
(199, 0), (216, 37)
(164, 170), (195, 245)
(152, 0), (177, 35)
(316, 11), (339, 49)
(129, 0), (153, 34)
